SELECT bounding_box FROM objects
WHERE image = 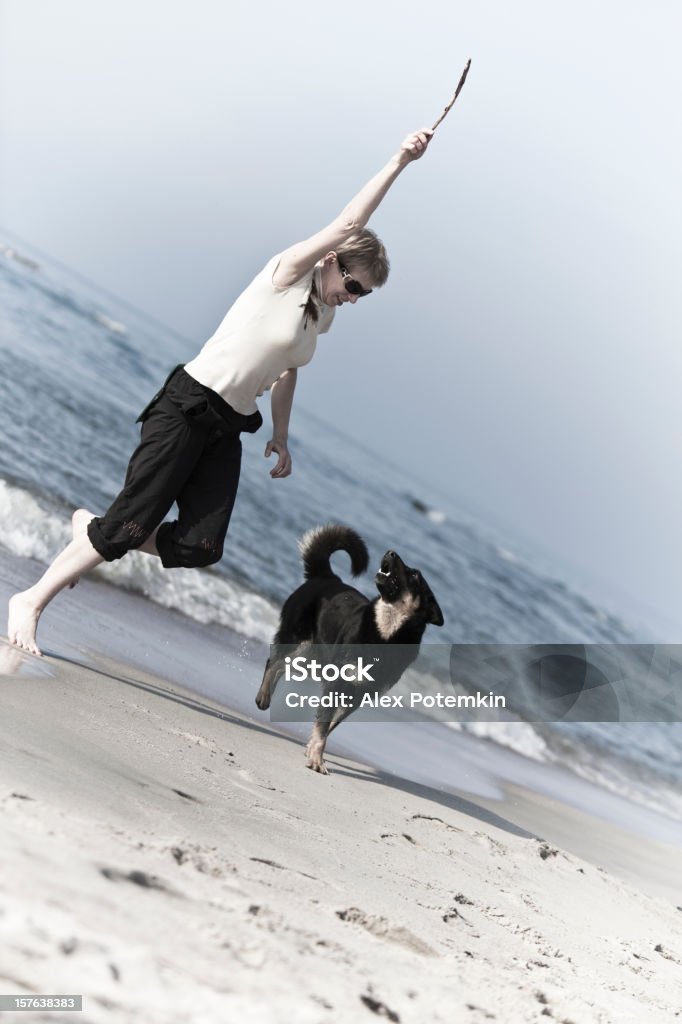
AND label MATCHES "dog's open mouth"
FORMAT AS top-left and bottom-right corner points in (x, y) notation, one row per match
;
(375, 552), (401, 599)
